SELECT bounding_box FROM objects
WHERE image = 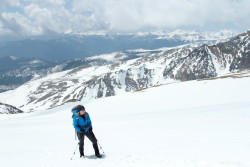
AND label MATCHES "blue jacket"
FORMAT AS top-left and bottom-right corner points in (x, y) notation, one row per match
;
(72, 110), (92, 133)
